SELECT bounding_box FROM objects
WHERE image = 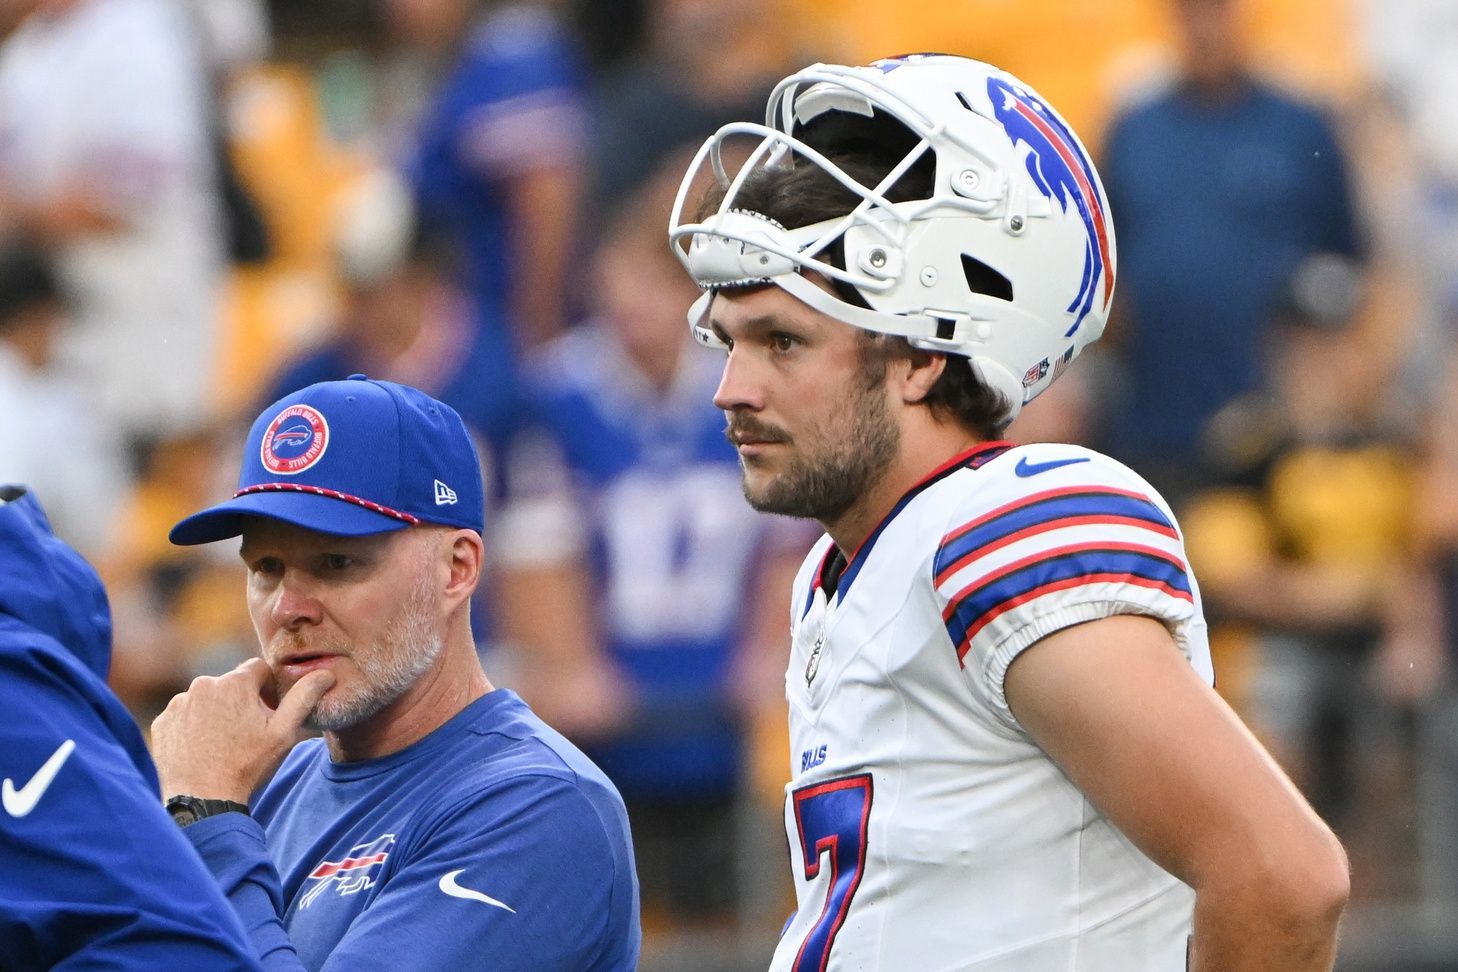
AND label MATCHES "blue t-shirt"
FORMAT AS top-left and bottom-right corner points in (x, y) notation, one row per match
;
(0, 488), (258, 971)
(514, 327), (774, 799)
(1101, 79), (1362, 461)
(186, 690), (640, 971)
